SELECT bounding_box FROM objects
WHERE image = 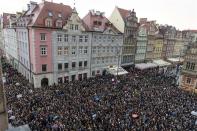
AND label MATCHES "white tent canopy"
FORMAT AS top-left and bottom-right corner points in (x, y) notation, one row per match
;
(153, 59), (171, 67)
(107, 65), (128, 75)
(135, 63), (158, 70)
(7, 124), (31, 131)
(167, 57), (184, 63)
